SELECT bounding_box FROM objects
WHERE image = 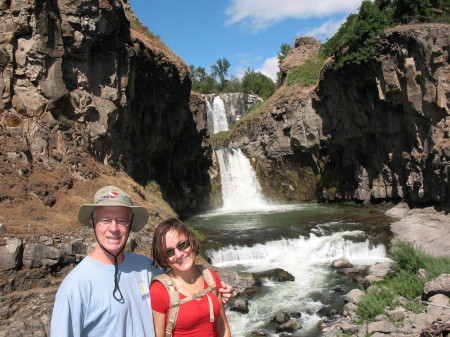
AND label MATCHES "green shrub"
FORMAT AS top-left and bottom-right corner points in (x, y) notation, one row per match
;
(357, 240), (450, 320)
(287, 54), (327, 87)
(357, 286), (395, 319)
(390, 240), (450, 277)
(322, 0), (449, 69)
(242, 69), (276, 100)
